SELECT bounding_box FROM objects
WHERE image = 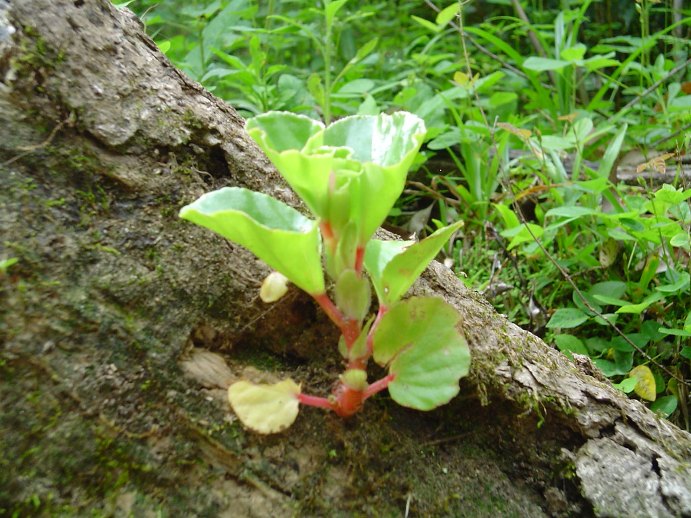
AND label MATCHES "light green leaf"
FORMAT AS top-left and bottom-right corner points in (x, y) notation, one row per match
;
(411, 15), (442, 33)
(436, 3), (460, 26)
(545, 206), (599, 218)
(670, 232), (690, 251)
(561, 44), (587, 62)
(228, 379), (301, 434)
(597, 124), (627, 178)
(246, 111), (426, 244)
(522, 57), (571, 72)
(501, 223), (544, 250)
(613, 377), (637, 393)
(180, 187), (325, 295)
(373, 297), (470, 410)
(325, 0), (349, 28)
(546, 308), (589, 329)
(616, 292), (664, 314)
(364, 221), (462, 306)
(322, 113), (426, 242)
